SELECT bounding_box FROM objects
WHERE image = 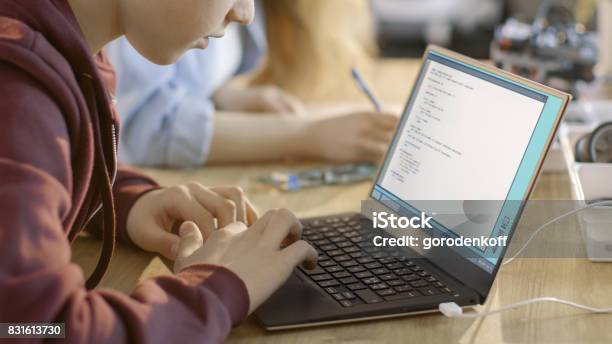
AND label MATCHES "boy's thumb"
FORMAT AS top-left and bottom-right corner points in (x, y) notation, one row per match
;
(174, 221), (204, 260)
